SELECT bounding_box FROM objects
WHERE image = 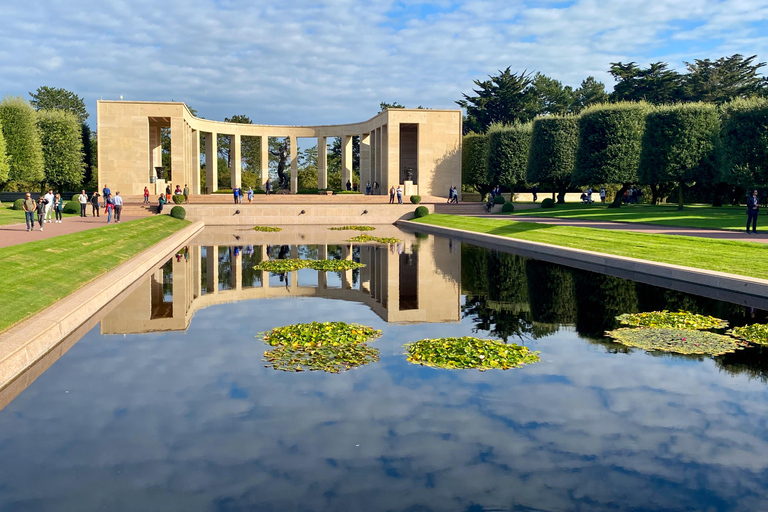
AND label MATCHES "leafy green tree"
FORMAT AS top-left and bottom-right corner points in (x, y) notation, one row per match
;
(379, 101), (405, 111)
(462, 132), (491, 194)
(0, 96), (45, 189)
(609, 62), (683, 104)
(526, 73), (575, 116)
(573, 76), (609, 112)
(573, 271), (638, 338)
(525, 260), (576, 324)
(683, 54), (768, 103)
(29, 86), (88, 124)
(720, 97), (768, 188)
(526, 115), (579, 203)
(573, 102), (649, 207)
(0, 118), (8, 185)
(37, 109), (85, 191)
(638, 103), (720, 210)
(457, 67), (536, 133)
(297, 145), (319, 190)
(487, 122), (532, 189)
